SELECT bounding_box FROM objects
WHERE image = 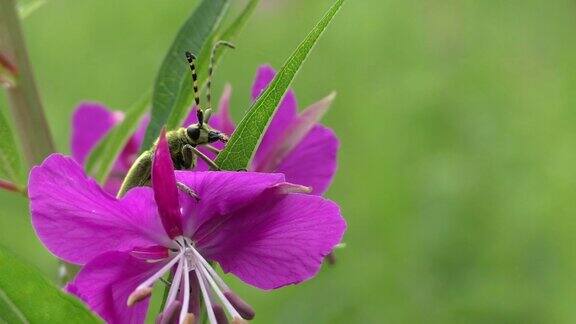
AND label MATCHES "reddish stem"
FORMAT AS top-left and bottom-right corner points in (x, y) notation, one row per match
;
(0, 178), (23, 194)
(0, 0), (55, 166)
(0, 52), (18, 76)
